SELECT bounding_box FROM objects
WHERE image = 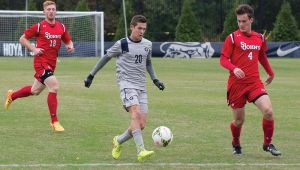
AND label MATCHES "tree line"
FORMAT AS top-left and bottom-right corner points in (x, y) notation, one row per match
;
(1, 0), (299, 42)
